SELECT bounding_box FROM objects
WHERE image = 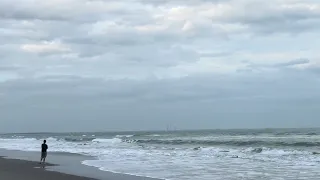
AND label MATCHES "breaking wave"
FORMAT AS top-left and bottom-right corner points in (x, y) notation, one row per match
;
(123, 139), (320, 147)
(63, 137), (96, 142)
